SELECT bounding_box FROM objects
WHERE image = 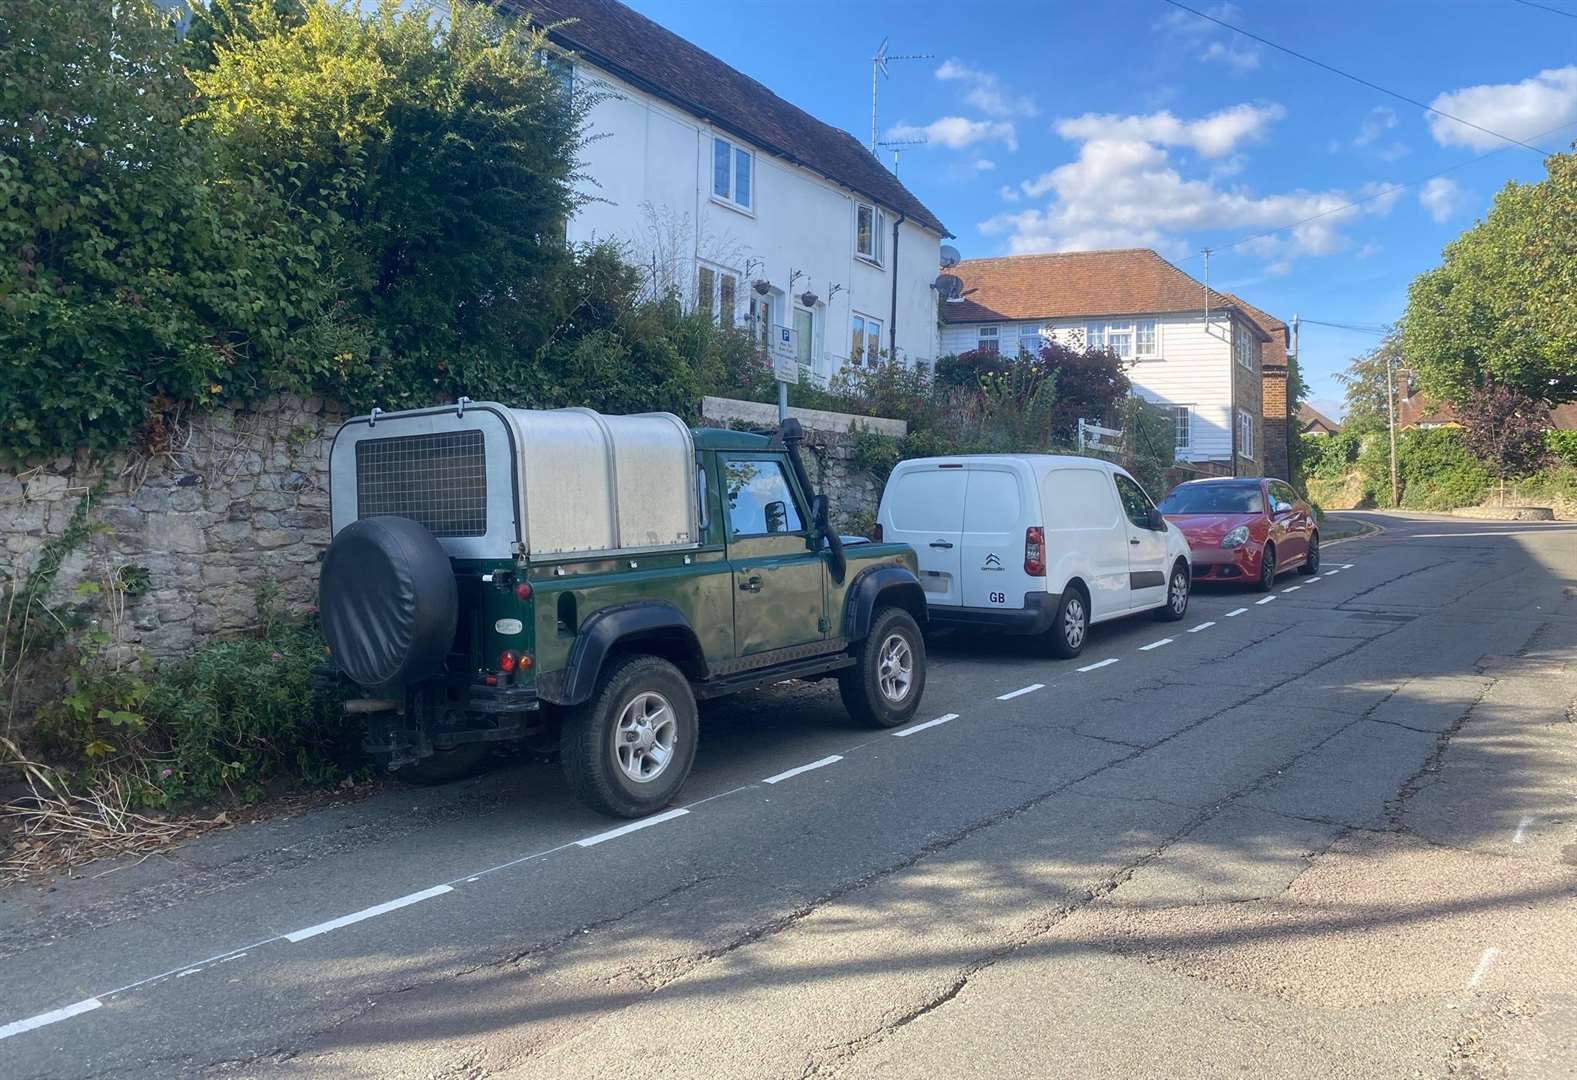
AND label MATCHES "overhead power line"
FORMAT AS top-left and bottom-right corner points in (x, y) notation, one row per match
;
(1161, 0), (1555, 155)
(1510, 0), (1577, 19)
(1298, 319), (1391, 336)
